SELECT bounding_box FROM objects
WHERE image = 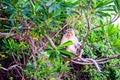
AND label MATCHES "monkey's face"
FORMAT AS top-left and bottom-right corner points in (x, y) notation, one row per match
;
(66, 30), (74, 38)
